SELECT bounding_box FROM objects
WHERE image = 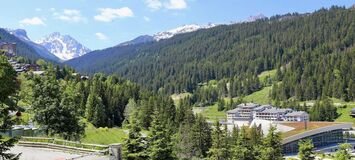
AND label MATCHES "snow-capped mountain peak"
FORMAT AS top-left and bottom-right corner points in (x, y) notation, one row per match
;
(153, 23), (217, 41)
(36, 32), (91, 61)
(247, 13), (267, 22)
